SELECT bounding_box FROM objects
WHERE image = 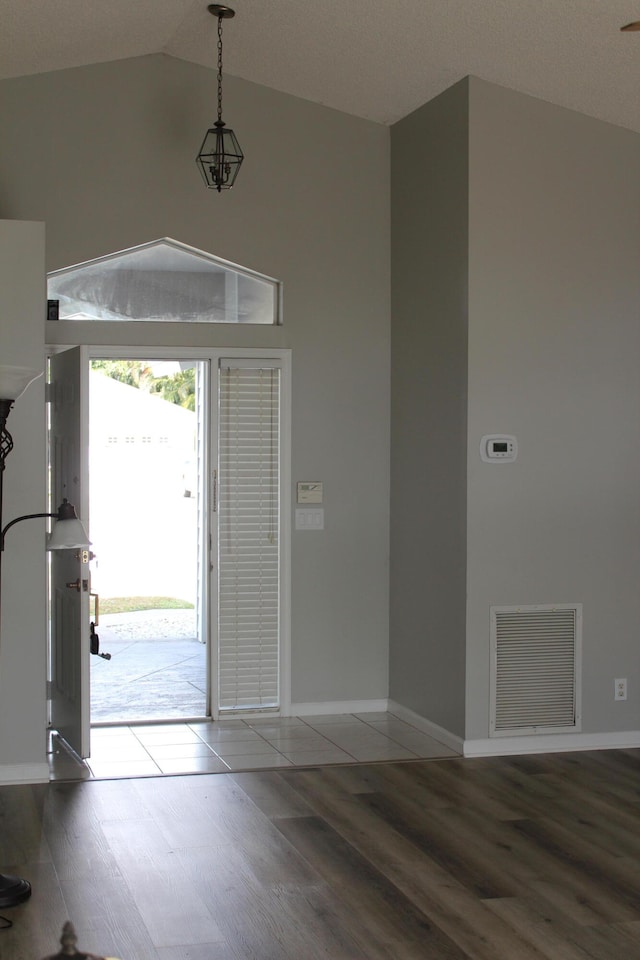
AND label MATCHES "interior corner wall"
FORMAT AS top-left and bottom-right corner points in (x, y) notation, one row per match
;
(0, 55), (391, 732)
(389, 80), (469, 736)
(0, 220), (47, 774)
(466, 78), (640, 740)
